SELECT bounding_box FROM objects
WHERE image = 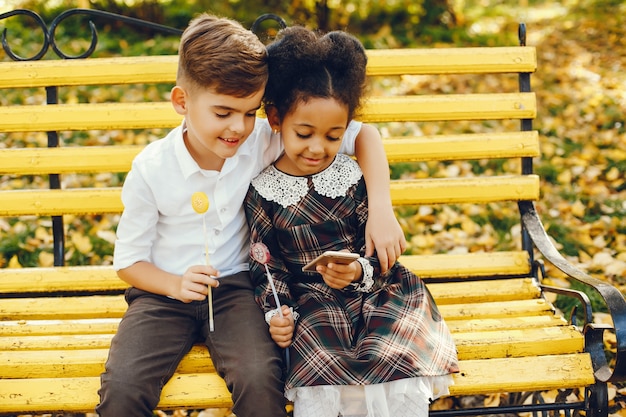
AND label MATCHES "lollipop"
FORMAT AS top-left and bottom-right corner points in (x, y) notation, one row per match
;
(251, 242), (290, 370)
(192, 191), (214, 332)
(251, 242), (271, 264)
(191, 191), (209, 214)
(250, 242), (283, 319)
